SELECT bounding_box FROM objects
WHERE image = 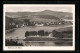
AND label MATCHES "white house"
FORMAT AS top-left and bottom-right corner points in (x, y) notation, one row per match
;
(35, 24), (44, 26)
